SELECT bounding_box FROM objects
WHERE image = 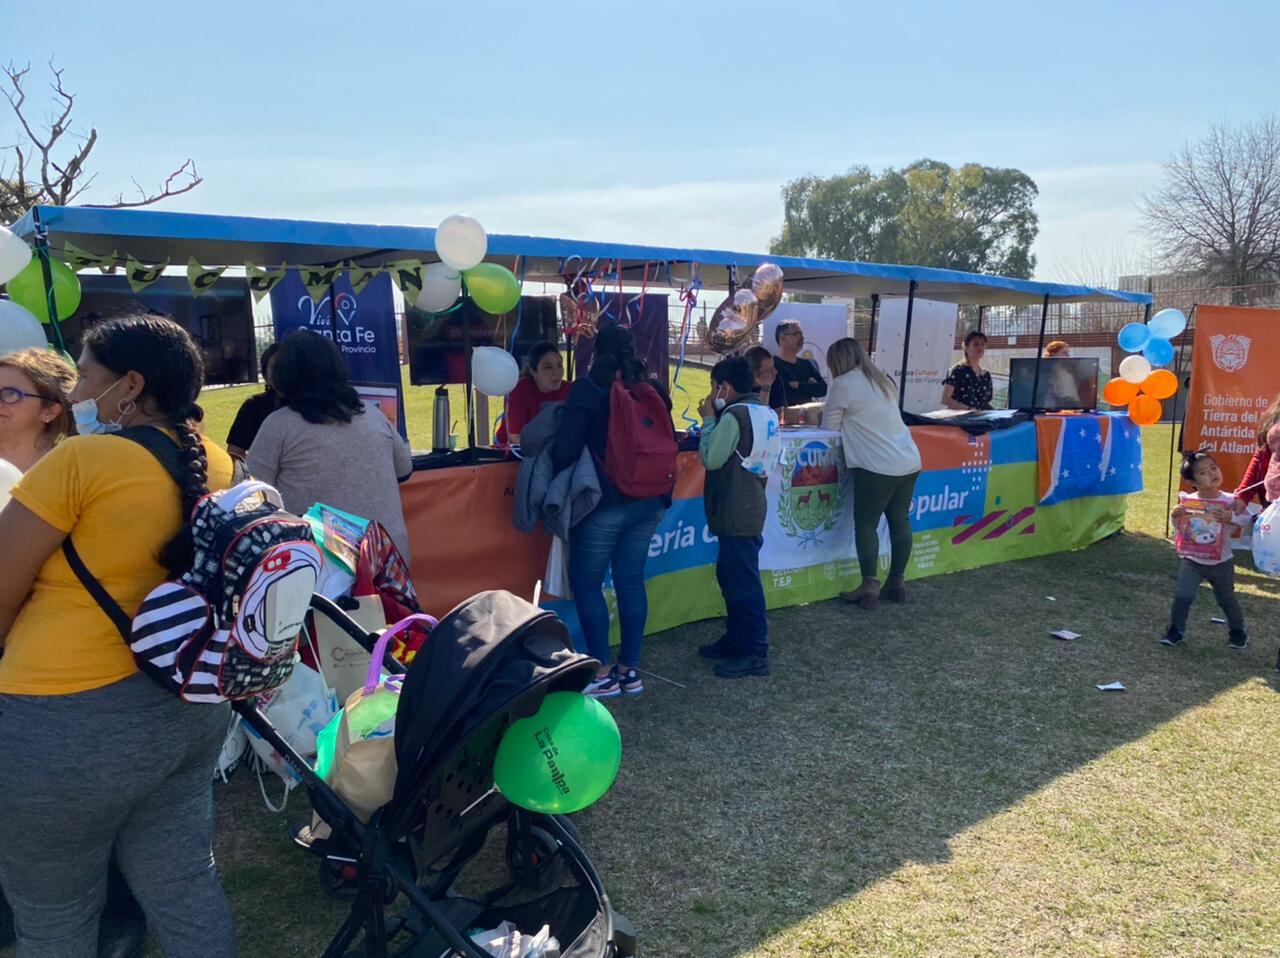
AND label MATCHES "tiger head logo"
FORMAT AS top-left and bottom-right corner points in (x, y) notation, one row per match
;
(1210, 334), (1251, 372)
